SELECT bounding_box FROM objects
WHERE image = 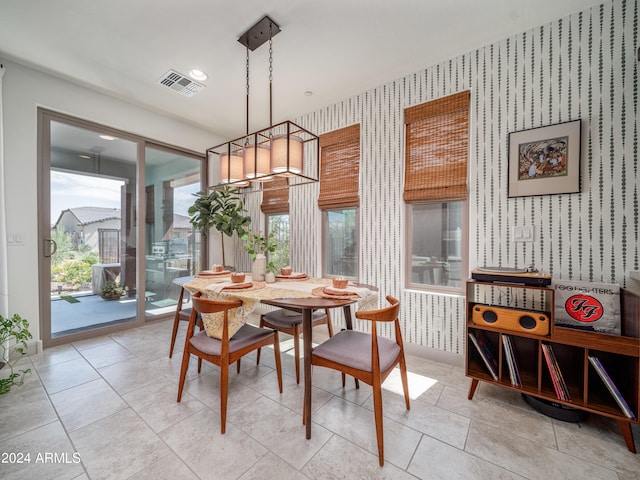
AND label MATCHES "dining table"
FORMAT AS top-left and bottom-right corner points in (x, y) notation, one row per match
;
(178, 272), (378, 439)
